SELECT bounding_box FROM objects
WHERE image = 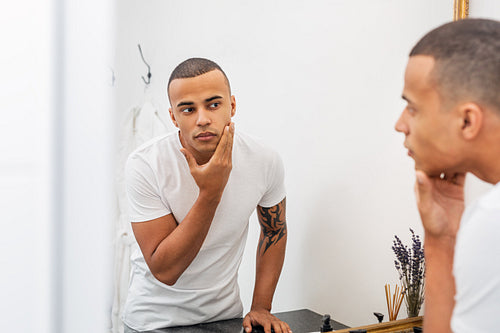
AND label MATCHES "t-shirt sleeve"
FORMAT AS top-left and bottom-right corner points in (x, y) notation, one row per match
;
(451, 200), (500, 332)
(125, 154), (171, 222)
(258, 150), (286, 208)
